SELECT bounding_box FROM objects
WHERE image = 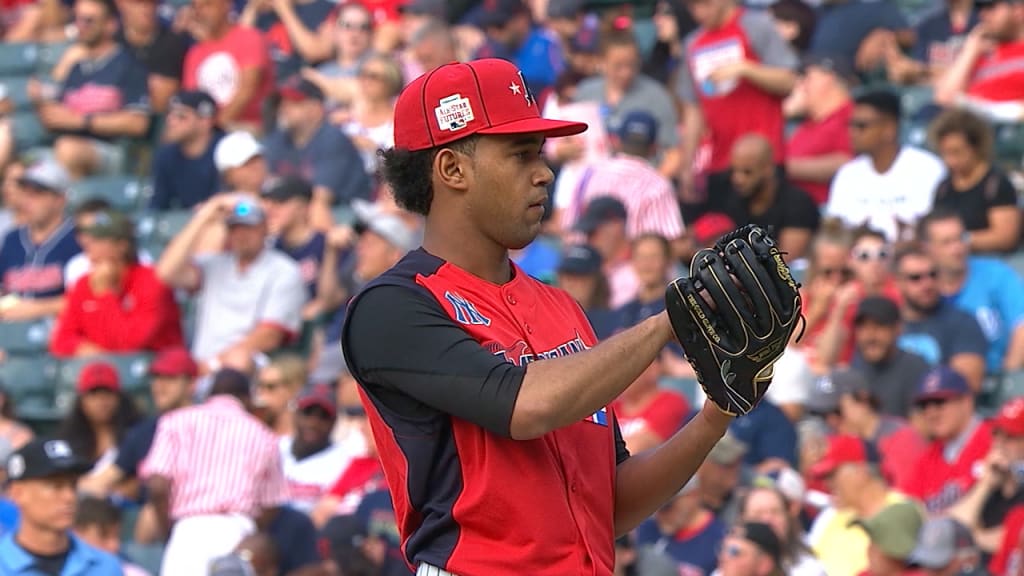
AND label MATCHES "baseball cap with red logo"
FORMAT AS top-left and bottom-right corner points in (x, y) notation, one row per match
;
(810, 434), (878, 478)
(993, 397), (1024, 437)
(393, 58), (587, 152)
(913, 366), (970, 405)
(77, 361), (121, 394)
